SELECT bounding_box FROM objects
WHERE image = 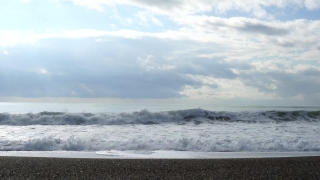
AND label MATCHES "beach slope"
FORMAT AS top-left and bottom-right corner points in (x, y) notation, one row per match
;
(0, 156), (319, 179)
